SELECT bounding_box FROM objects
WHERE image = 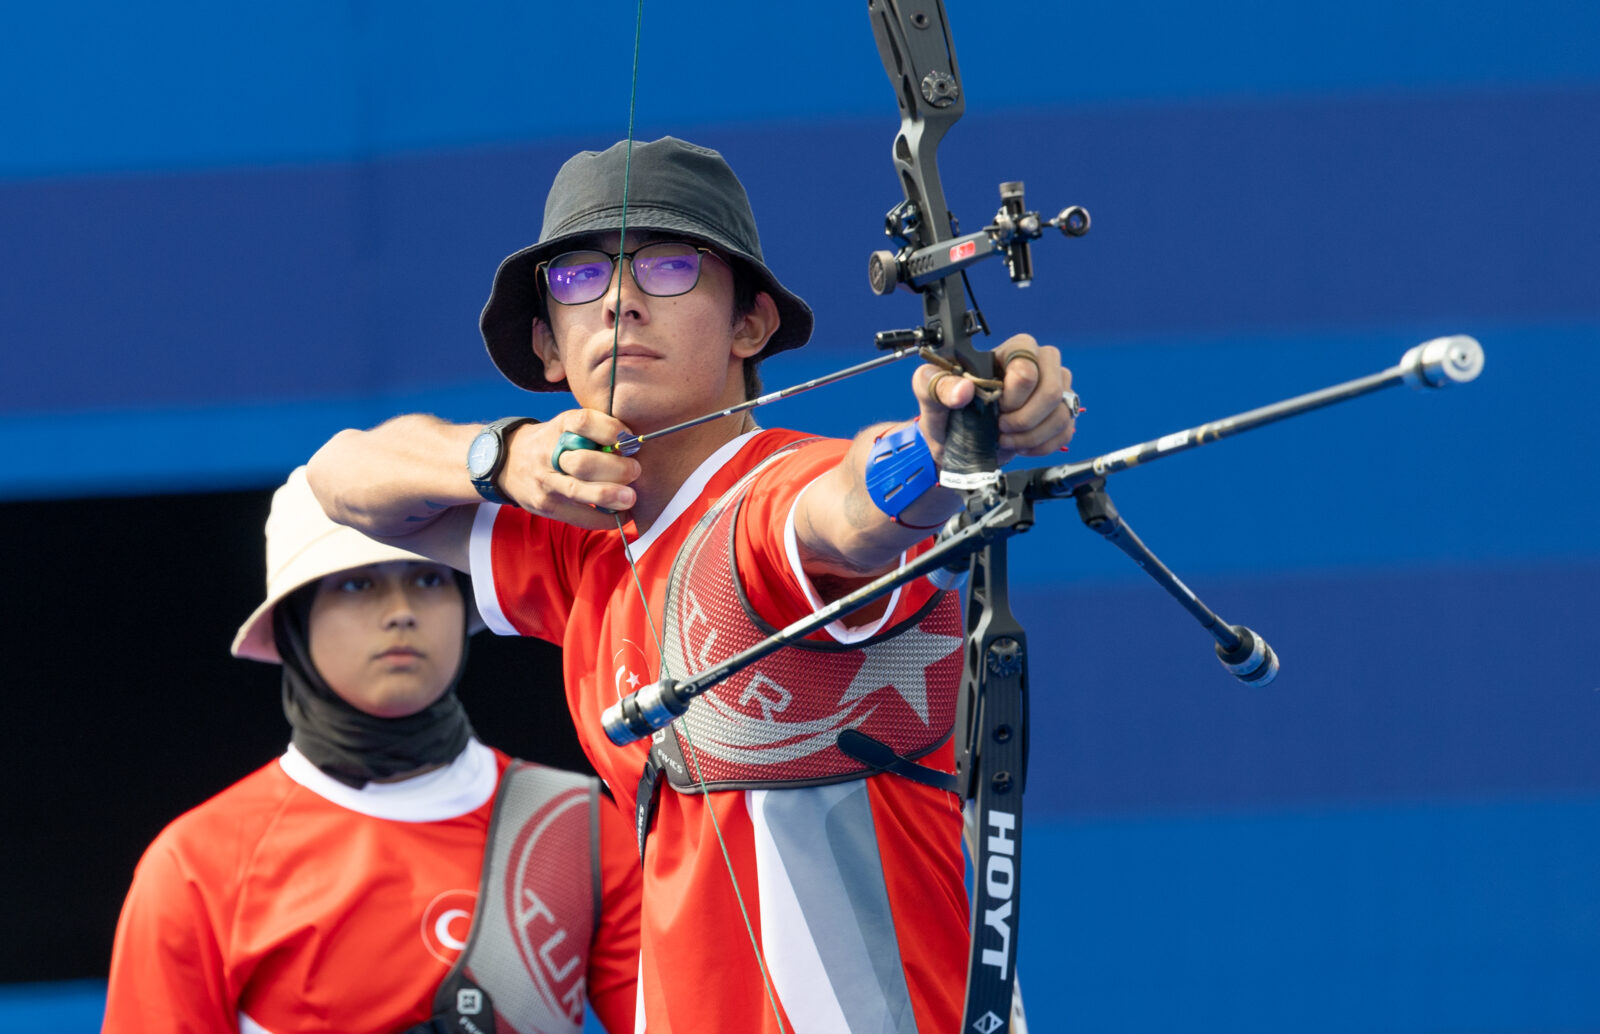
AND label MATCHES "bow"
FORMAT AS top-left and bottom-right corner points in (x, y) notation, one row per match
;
(600, 2), (1079, 1029)
(595, 3), (1481, 1032)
